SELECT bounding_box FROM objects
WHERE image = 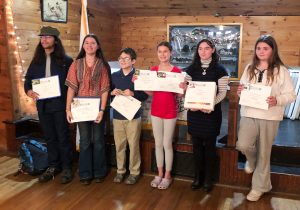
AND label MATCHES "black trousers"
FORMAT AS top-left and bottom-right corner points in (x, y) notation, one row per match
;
(192, 136), (217, 184)
(38, 110), (73, 170)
